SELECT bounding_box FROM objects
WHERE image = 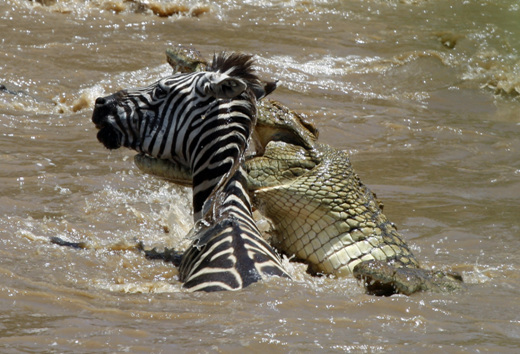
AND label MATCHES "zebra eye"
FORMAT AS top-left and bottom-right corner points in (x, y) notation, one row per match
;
(154, 85), (168, 99)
